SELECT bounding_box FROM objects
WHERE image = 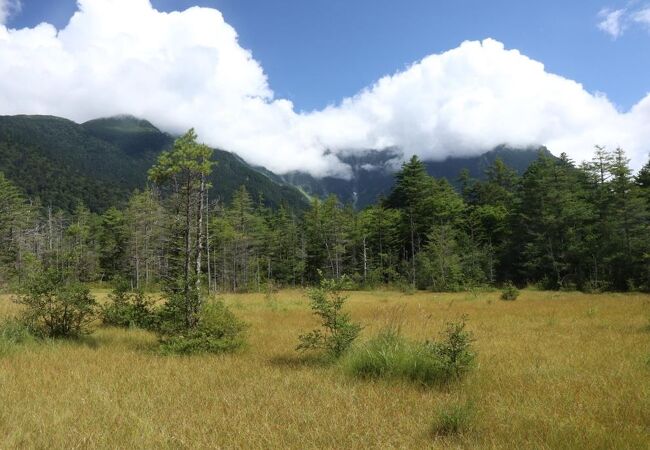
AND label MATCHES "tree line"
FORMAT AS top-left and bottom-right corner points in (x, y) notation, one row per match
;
(1, 132), (649, 293)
